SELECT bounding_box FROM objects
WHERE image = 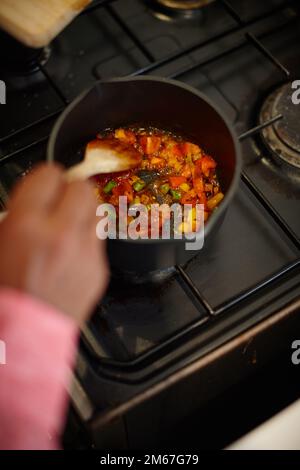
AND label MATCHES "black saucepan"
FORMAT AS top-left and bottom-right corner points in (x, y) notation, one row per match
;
(47, 76), (241, 273)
